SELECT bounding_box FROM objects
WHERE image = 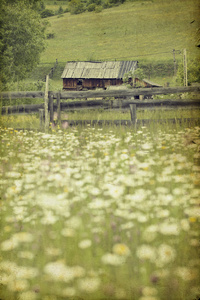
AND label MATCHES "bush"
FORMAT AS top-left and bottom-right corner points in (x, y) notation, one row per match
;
(102, 0), (112, 8)
(69, 0), (85, 14)
(95, 5), (103, 12)
(88, 0), (102, 5)
(87, 3), (96, 11)
(46, 33), (55, 39)
(40, 9), (54, 18)
(57, 6), (64, 14)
